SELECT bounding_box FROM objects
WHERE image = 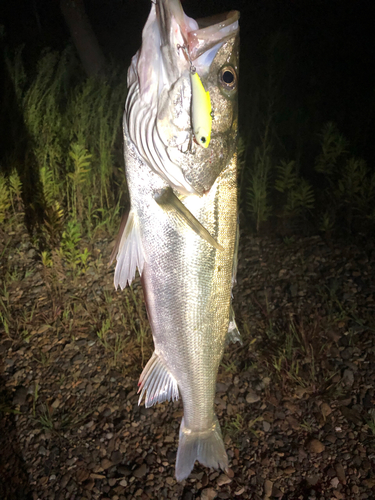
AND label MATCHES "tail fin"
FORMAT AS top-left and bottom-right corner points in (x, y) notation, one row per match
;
(175, 415), (228, 481)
